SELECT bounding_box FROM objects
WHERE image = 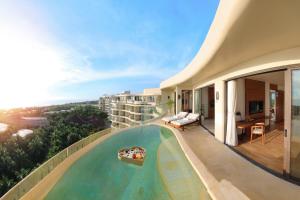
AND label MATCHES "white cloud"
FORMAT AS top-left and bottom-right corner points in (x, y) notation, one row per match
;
(0, 21), (171, 108)
(0, 1), (185, 108)
(54, 63), (172, 85)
